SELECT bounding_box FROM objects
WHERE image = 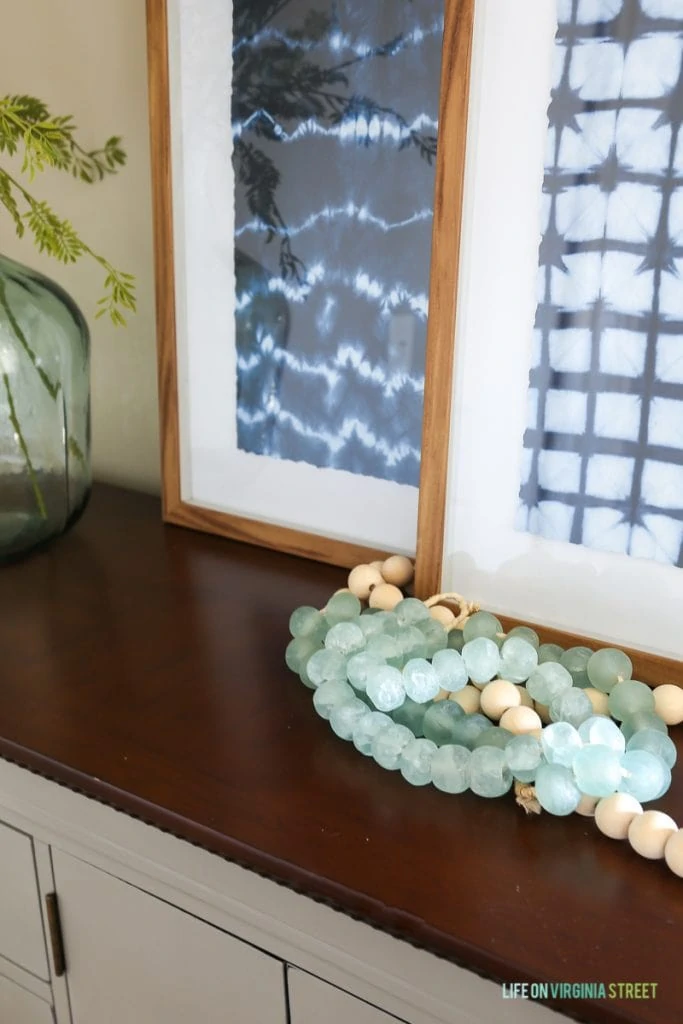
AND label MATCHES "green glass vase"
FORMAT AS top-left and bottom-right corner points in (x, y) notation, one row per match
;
(0, 254), (90, 562)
